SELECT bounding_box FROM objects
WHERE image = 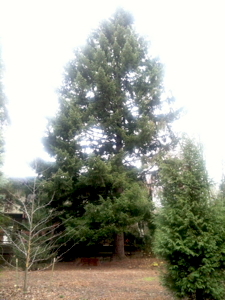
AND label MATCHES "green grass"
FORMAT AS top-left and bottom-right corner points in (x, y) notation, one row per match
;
(142, 277), (156, 282)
